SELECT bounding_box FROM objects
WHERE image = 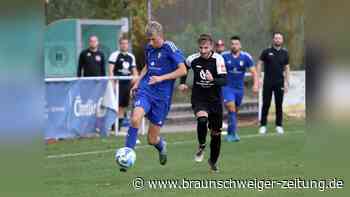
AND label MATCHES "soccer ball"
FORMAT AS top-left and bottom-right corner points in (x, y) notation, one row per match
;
(115, 147), (136, 169)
